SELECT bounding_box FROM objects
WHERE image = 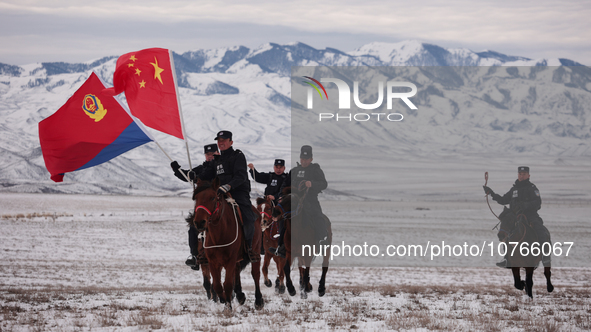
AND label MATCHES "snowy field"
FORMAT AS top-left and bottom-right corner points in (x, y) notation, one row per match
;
(2, 192), (591, 331)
